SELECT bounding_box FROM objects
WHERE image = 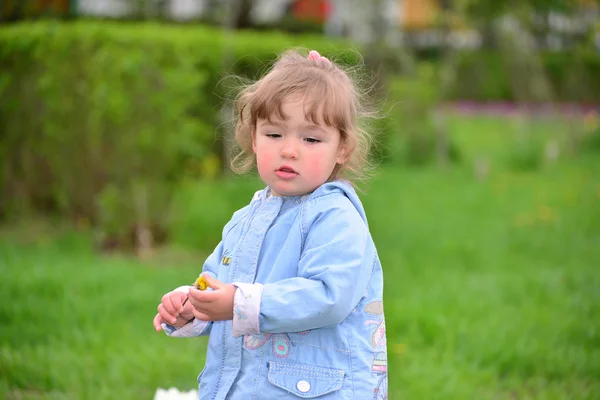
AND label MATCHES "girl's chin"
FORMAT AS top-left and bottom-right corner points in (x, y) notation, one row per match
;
(270, 185), (317, 197)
